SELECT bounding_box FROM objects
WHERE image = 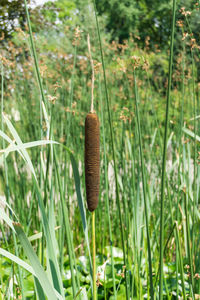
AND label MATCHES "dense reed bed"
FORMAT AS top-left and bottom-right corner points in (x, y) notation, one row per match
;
(0, 0), (200, 299)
